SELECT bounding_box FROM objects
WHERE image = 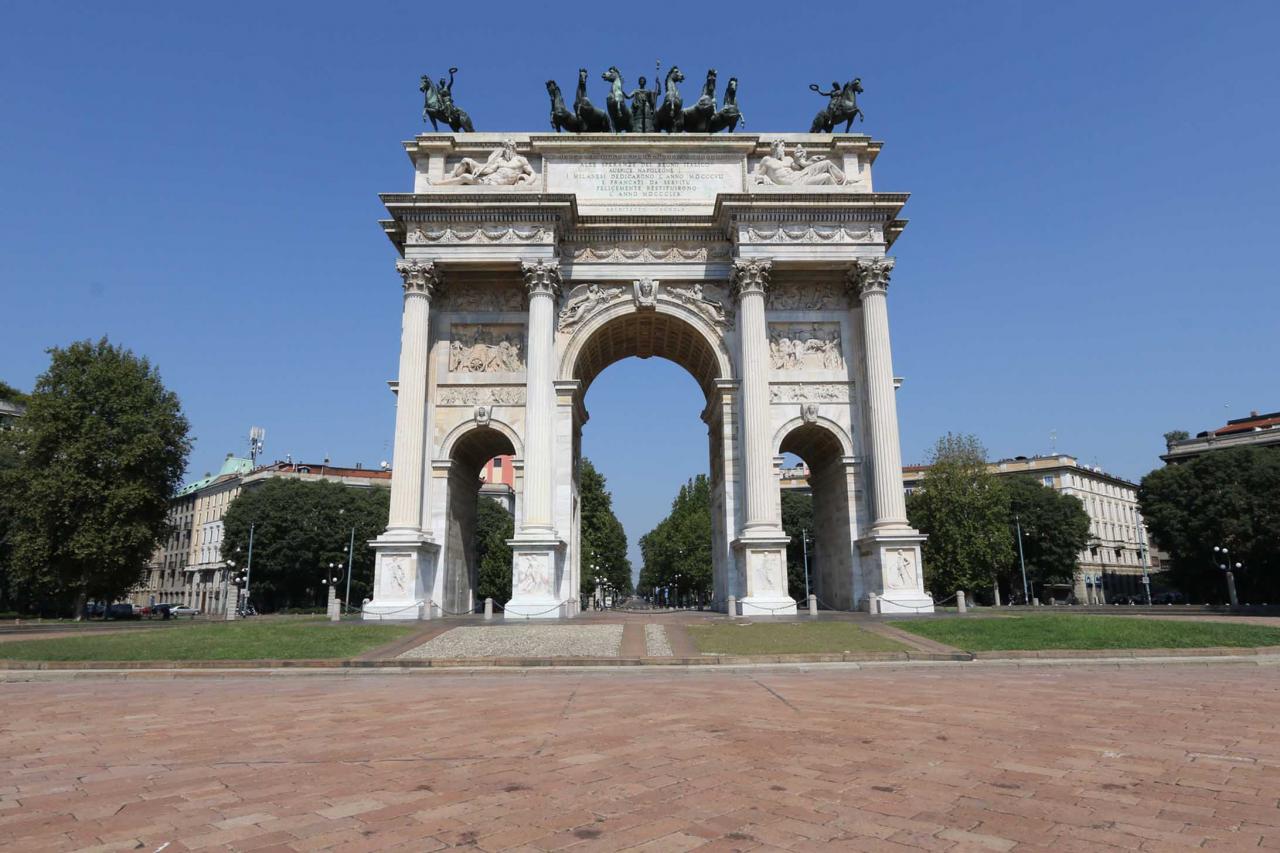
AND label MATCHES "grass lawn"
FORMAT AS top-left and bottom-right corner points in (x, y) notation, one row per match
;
(687, 622), (905, 655)
(0, 620), (415, 661)
(898, 615), (1280, 652)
